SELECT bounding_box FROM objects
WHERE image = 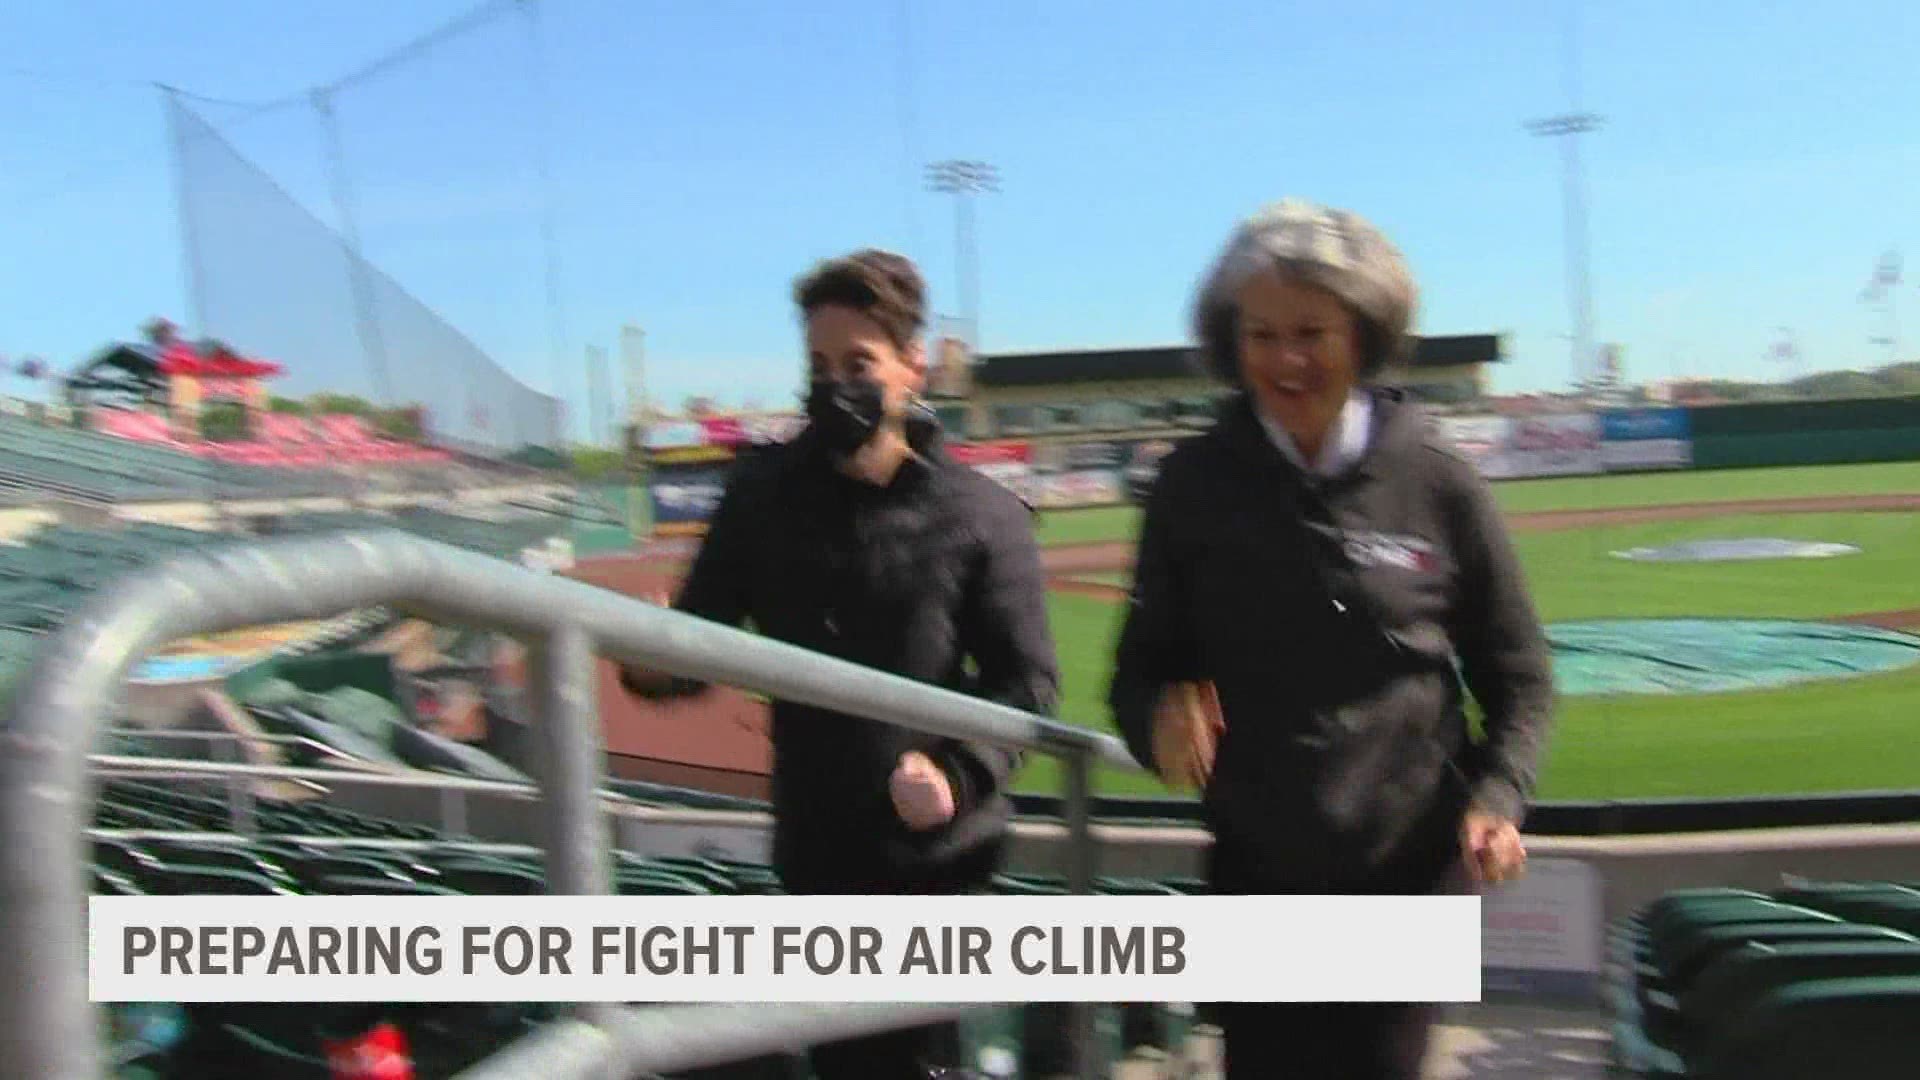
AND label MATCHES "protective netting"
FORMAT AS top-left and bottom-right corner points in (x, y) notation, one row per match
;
(161, 17), (564, 457)
(1549, 618), (1920, 697)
